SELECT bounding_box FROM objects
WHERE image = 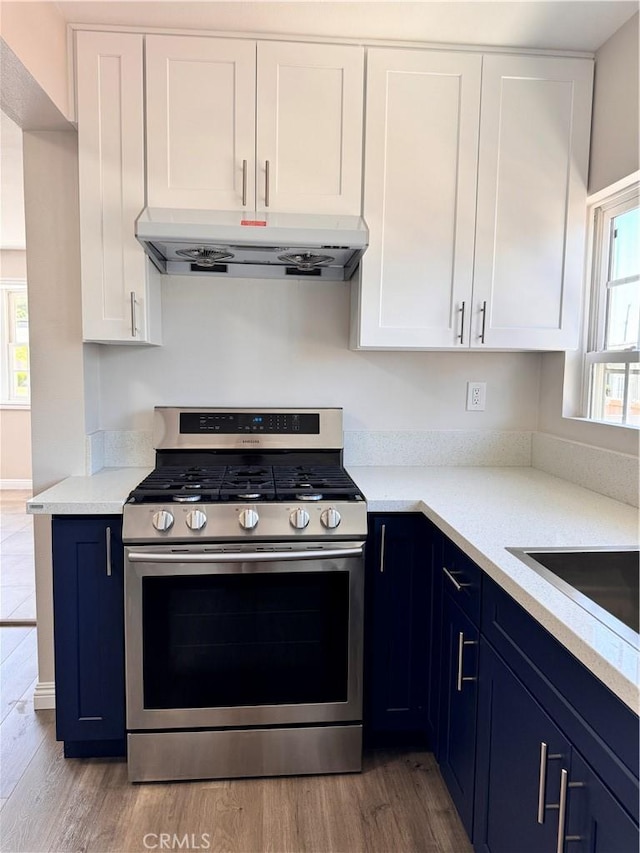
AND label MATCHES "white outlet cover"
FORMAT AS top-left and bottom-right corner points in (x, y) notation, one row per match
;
(466, 381), (486, 411)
